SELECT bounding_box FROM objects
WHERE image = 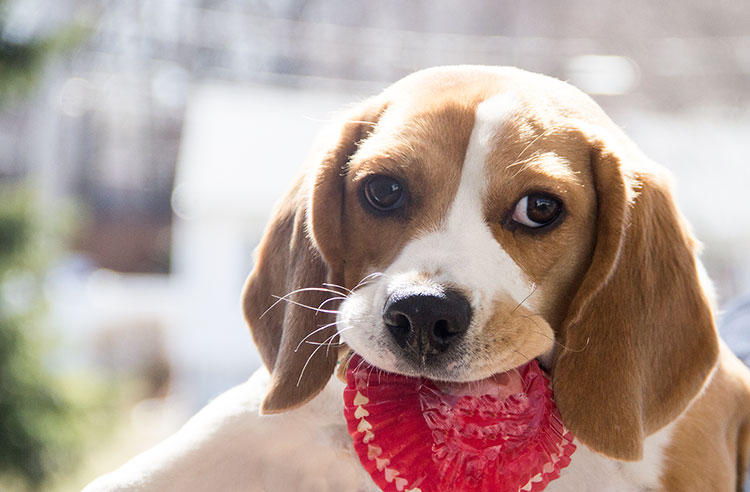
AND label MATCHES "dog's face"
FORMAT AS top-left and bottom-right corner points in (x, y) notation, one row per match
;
(336, 90), (598, 382)
(243, 66), (719, 462)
